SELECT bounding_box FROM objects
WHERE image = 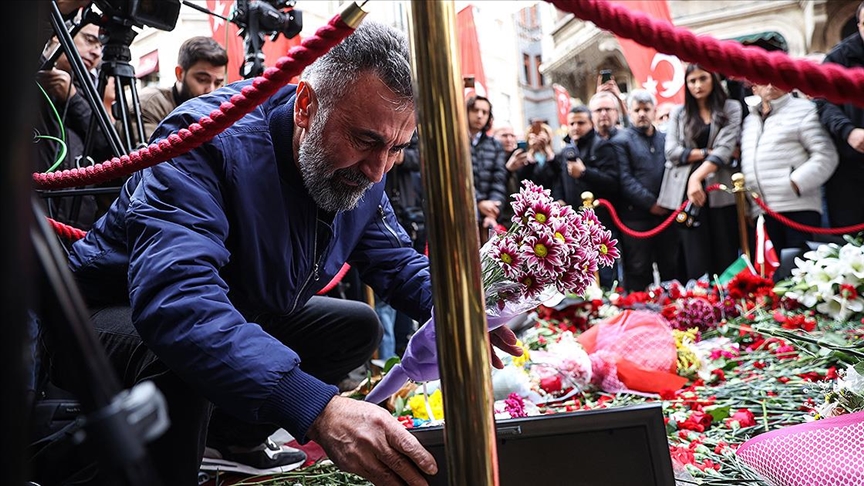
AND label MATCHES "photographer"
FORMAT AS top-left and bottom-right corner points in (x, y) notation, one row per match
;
(35, 18), (115, 230)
